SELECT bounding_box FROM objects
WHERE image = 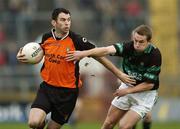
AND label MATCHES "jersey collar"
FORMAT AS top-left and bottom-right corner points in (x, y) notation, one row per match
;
(144, 43), (153, 54)
(134, 43), (153, 56)
(51, 28), (69, 40)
